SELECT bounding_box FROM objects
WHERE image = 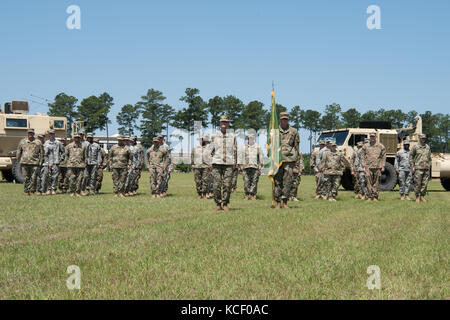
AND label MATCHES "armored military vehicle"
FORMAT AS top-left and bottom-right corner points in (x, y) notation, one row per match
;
(315, 116), (450, 191)
(0, 101), (67, 183)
